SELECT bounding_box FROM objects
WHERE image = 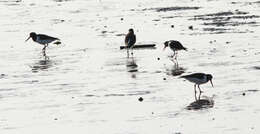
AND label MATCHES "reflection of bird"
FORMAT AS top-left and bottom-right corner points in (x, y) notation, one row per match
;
(180, 73), (213, 100)
(25, 32), (60, 56)
(126, 57), (138, 78)
(31, 59), (52, 73)
(125, 29), (136, 56)
(163, 40), (187, 60)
